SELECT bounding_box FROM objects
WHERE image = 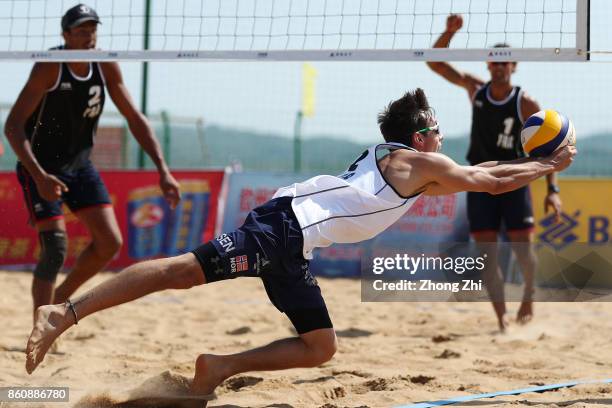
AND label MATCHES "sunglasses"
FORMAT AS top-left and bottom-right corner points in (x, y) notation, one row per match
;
(416, 123), (440, 135)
